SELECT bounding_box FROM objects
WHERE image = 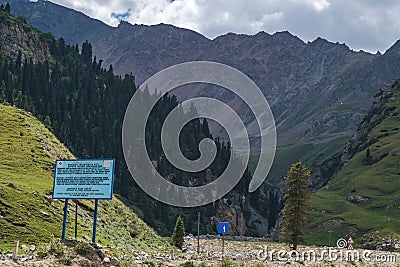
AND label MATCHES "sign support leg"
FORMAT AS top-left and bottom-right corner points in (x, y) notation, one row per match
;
(75, 201), (78, 239)
(222, 234), (225, 260)
(197, 211), (200, 254)
(61, 199), (69, 241)
(92, 199), (99, 245)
